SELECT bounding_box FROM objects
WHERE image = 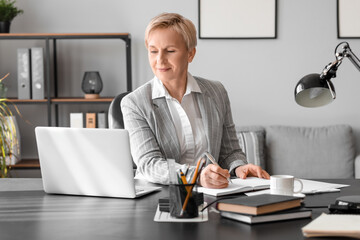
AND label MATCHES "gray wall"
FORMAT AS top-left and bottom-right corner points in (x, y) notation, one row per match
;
(1, 0), (360, 159)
